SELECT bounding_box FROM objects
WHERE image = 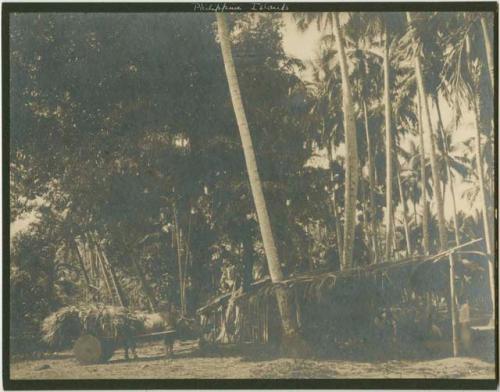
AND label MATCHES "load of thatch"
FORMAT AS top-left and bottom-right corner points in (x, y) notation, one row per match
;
(41, 305), (144, 350)
(41, 306), (82, 350)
